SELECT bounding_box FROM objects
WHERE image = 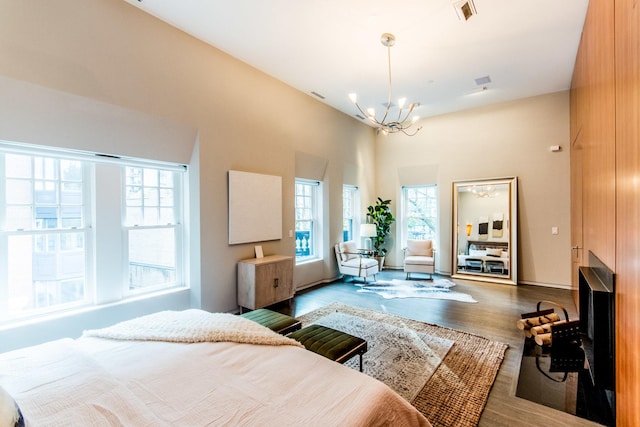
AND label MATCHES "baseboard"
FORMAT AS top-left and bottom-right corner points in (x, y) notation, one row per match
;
(518, 280), (572, 290)
(435, 270), (451, 276)
(295, 276), (341, 291)
(384, 266), (452, 276)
